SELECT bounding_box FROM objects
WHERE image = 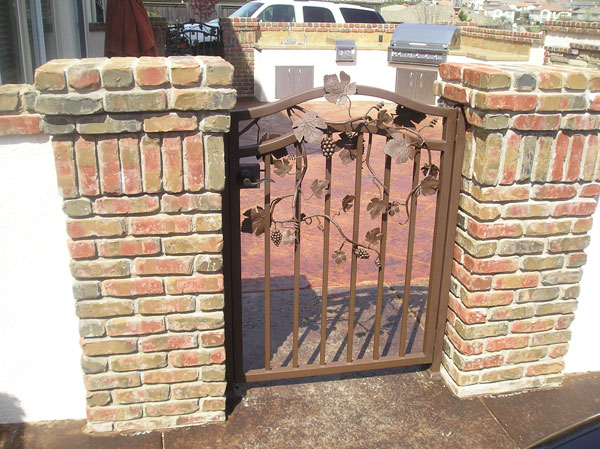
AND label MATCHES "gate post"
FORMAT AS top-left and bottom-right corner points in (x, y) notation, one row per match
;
(435, 63), (600, 397)
(37, 56), (236, 432)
